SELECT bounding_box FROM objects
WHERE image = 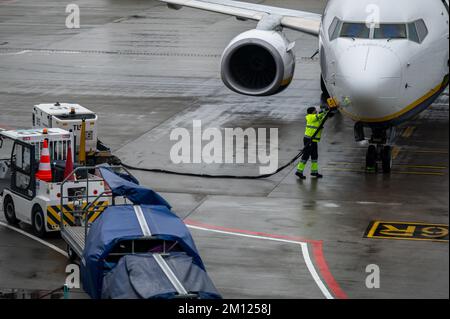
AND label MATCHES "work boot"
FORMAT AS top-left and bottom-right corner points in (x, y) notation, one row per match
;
(311, 172), (323, 178)
(296, 171), (306, 179)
